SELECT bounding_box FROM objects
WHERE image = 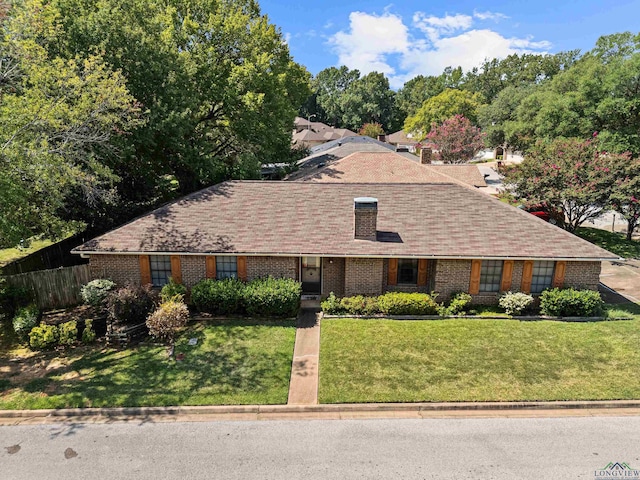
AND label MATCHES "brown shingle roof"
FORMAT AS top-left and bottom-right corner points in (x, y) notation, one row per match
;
(74, 181), (617, 261)
(428, 164), (488, 187)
